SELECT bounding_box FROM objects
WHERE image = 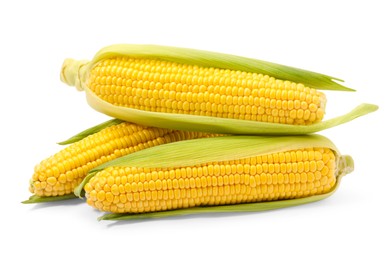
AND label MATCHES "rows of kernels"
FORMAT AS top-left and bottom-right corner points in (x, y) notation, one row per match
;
(88, 57), (326, 125)
(30, 122), (214, 197)
(85, 148), (337, 213)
